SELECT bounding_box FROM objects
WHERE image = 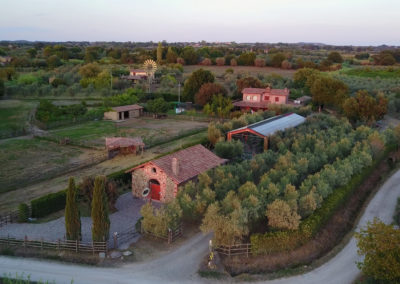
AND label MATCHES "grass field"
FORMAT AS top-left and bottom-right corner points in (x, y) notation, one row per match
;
(339, 67), (400, 78)
(0, 100), (37, 139)
(47, 118), (209, 147)
(0, 137), (99, 192)
(183, 65), (296, 78)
